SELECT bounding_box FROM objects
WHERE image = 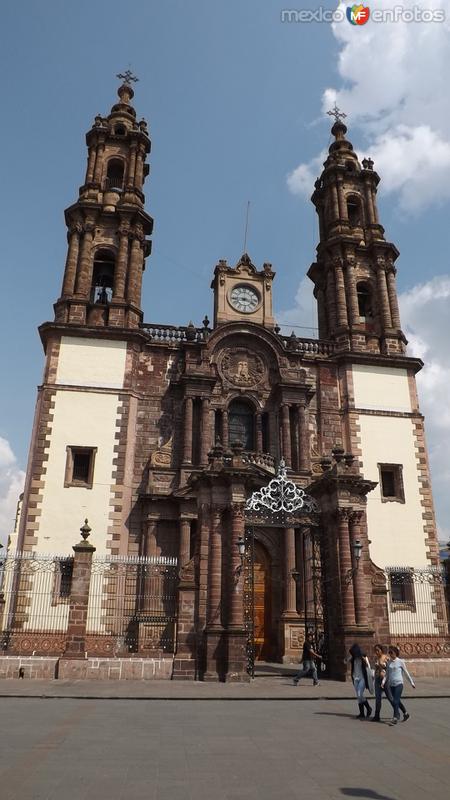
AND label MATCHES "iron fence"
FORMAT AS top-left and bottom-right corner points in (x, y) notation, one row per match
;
(385, 566), (449, 642)
(86, 555), (178, 655)
(0, 553), (72, 652)
(0, 551), (179, 657)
